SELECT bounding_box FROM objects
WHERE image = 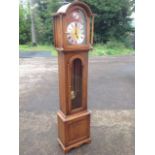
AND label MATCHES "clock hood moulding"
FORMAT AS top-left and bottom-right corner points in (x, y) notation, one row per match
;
(53, 0), (93, 17)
